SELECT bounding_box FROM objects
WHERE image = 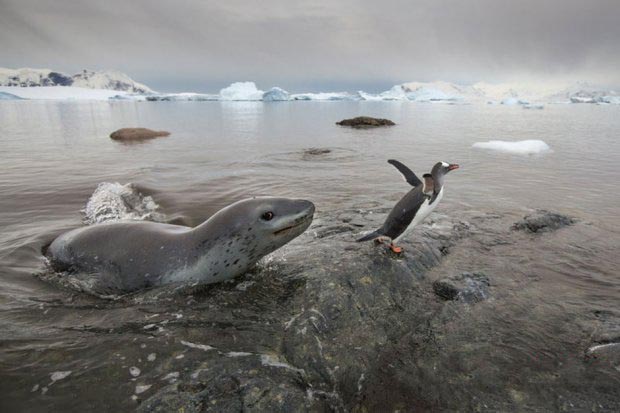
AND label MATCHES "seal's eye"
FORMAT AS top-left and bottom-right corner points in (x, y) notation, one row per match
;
(261, 211), (274, 221)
